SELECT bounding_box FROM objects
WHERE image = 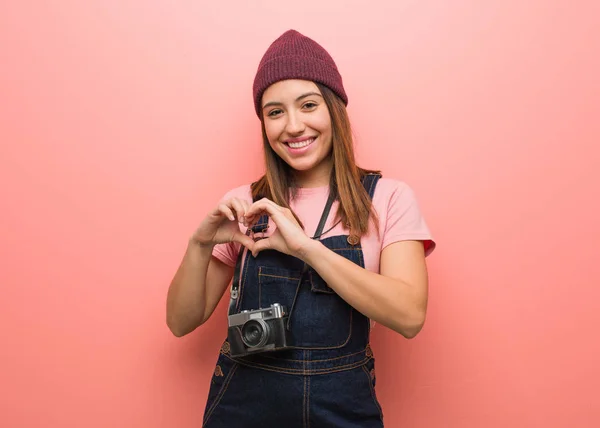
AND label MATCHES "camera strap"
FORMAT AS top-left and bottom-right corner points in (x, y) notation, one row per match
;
(228, 190), (337, 319)
(228, 230), (251, 317)
(285, 190), (336, 329)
